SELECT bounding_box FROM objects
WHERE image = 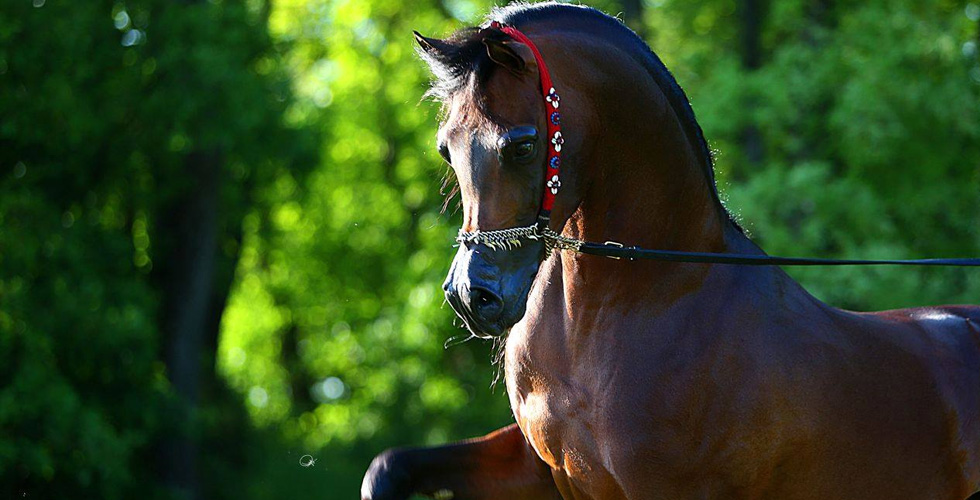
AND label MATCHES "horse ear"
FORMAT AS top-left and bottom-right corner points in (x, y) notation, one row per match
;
(413, 31), (453, 57)
(483, 39), (535, 75)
